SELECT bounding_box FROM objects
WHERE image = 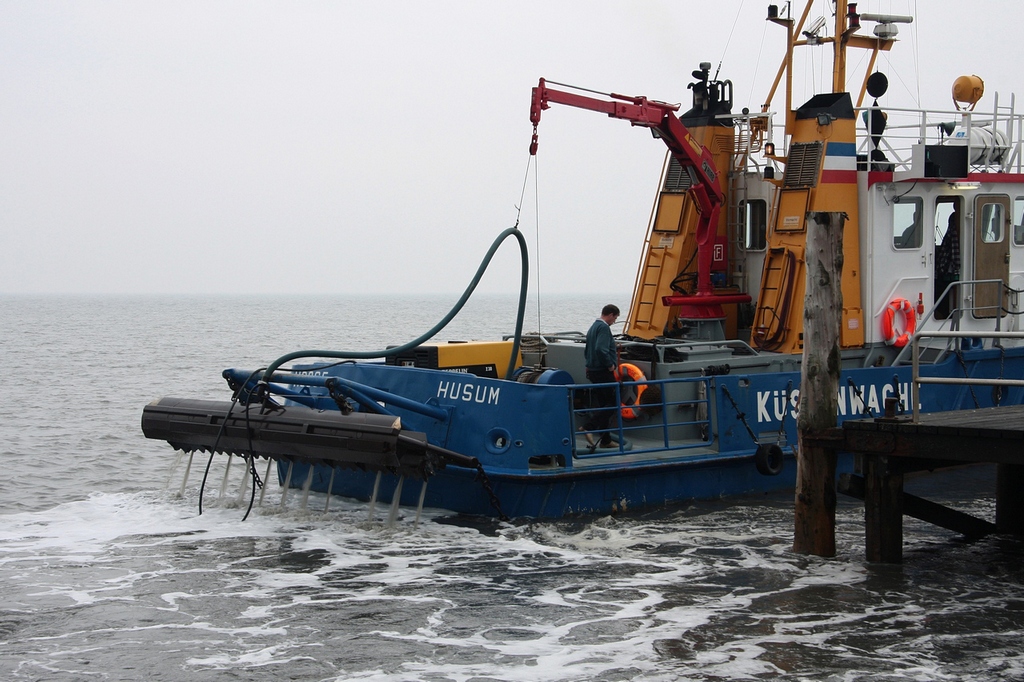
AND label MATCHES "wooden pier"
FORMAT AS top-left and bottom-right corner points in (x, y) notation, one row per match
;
(816, 403), (1024, 562)
(791, 241), (1024, 561)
